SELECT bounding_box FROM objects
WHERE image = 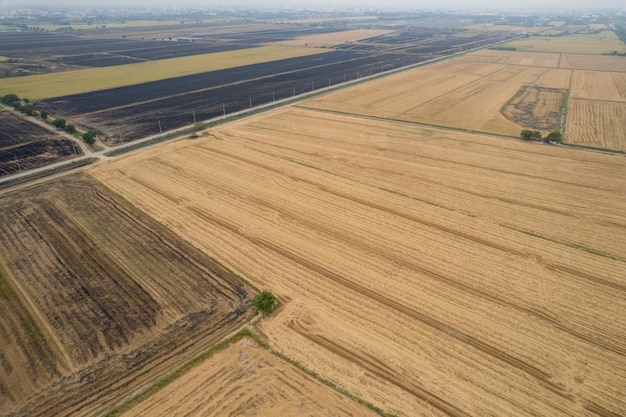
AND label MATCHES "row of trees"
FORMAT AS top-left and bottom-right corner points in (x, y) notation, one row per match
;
(520, 129), (562, 143)
(2, 92), (98, 145)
